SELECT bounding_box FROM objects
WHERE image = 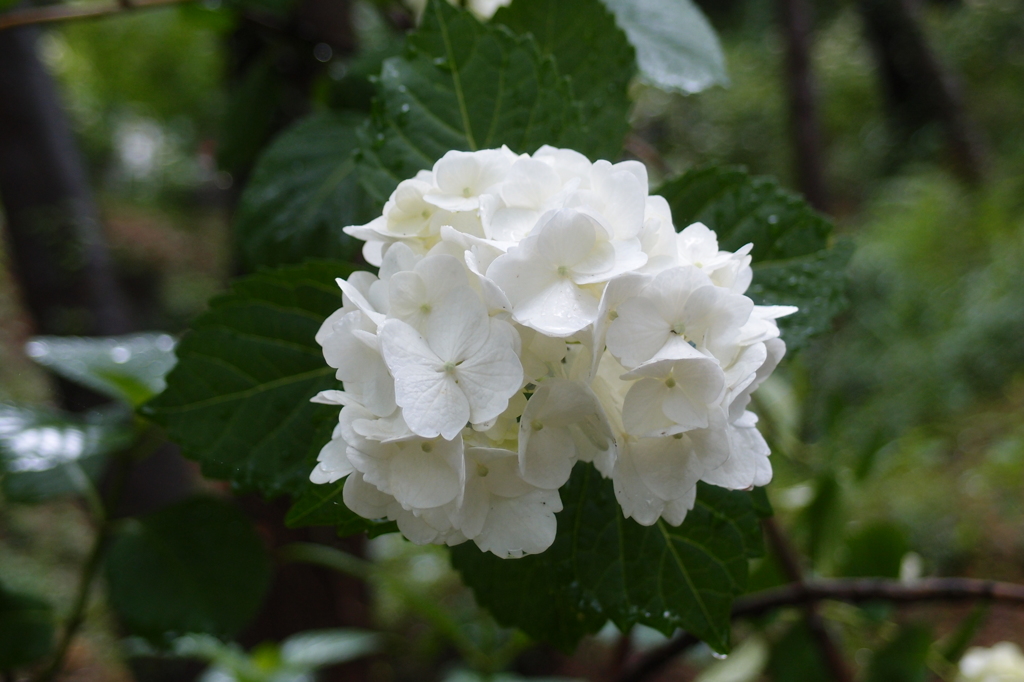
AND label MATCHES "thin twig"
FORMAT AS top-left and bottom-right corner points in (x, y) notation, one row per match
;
(762, 517), (854, 682)
(0, 0), (191, 32)
(31, 453), (134, 682)
(735, 578), (1024, 615)
(617, 577), (1024, 682)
